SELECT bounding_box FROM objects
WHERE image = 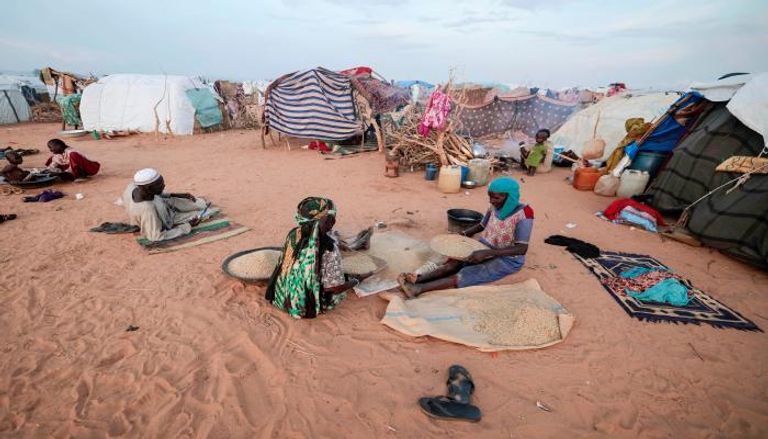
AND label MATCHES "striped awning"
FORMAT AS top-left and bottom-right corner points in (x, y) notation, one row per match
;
(266, 68), (361, 140)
